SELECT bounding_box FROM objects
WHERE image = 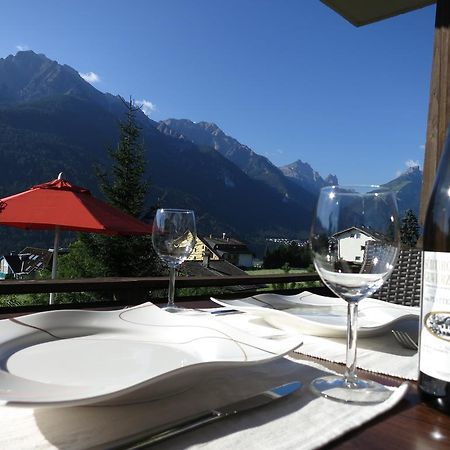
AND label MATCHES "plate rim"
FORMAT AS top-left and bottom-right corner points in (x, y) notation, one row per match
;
(0, 304), (302, 408)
